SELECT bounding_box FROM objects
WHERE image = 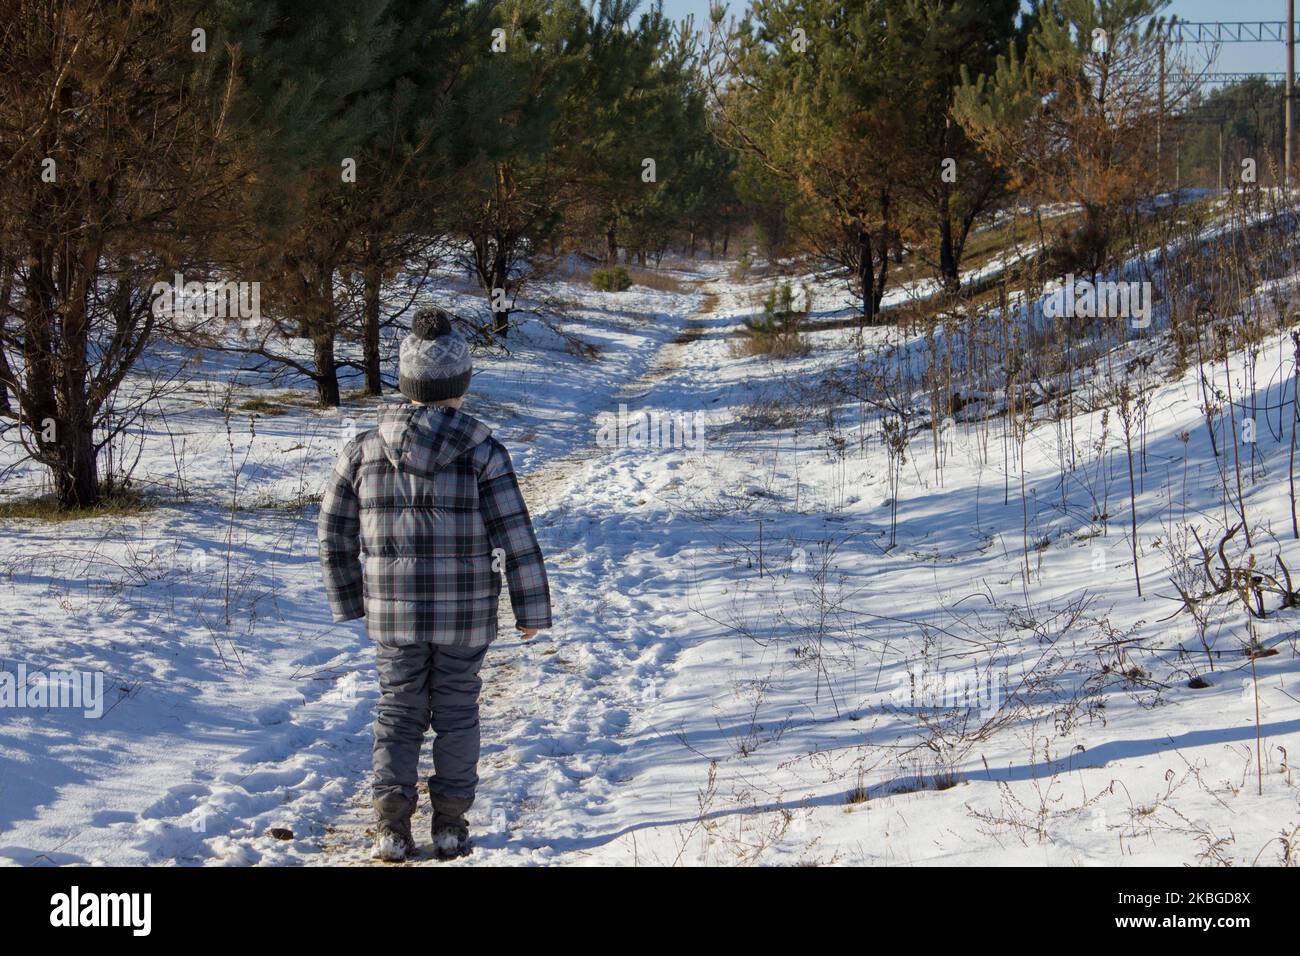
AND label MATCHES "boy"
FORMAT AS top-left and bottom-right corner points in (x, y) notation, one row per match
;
(318, 307), (552, 862)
